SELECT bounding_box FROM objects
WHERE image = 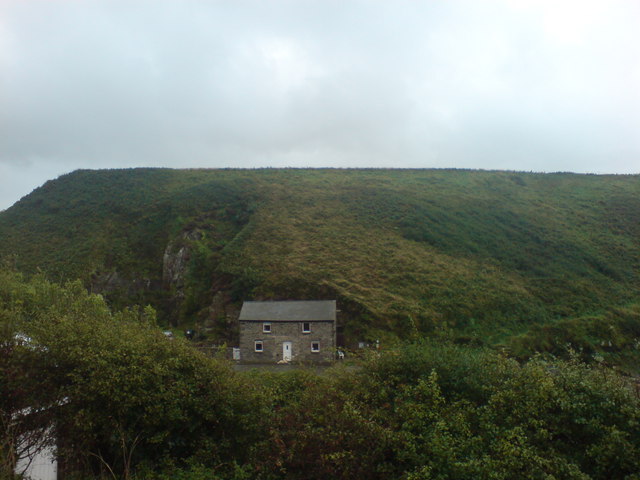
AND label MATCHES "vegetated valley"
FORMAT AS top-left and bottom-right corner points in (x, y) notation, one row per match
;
(2, 168), (640, 365)
(2, 168), (640, 479)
